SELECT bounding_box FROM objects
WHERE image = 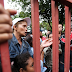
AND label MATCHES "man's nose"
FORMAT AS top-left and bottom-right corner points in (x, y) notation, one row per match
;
(26, 27), (27, 31)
